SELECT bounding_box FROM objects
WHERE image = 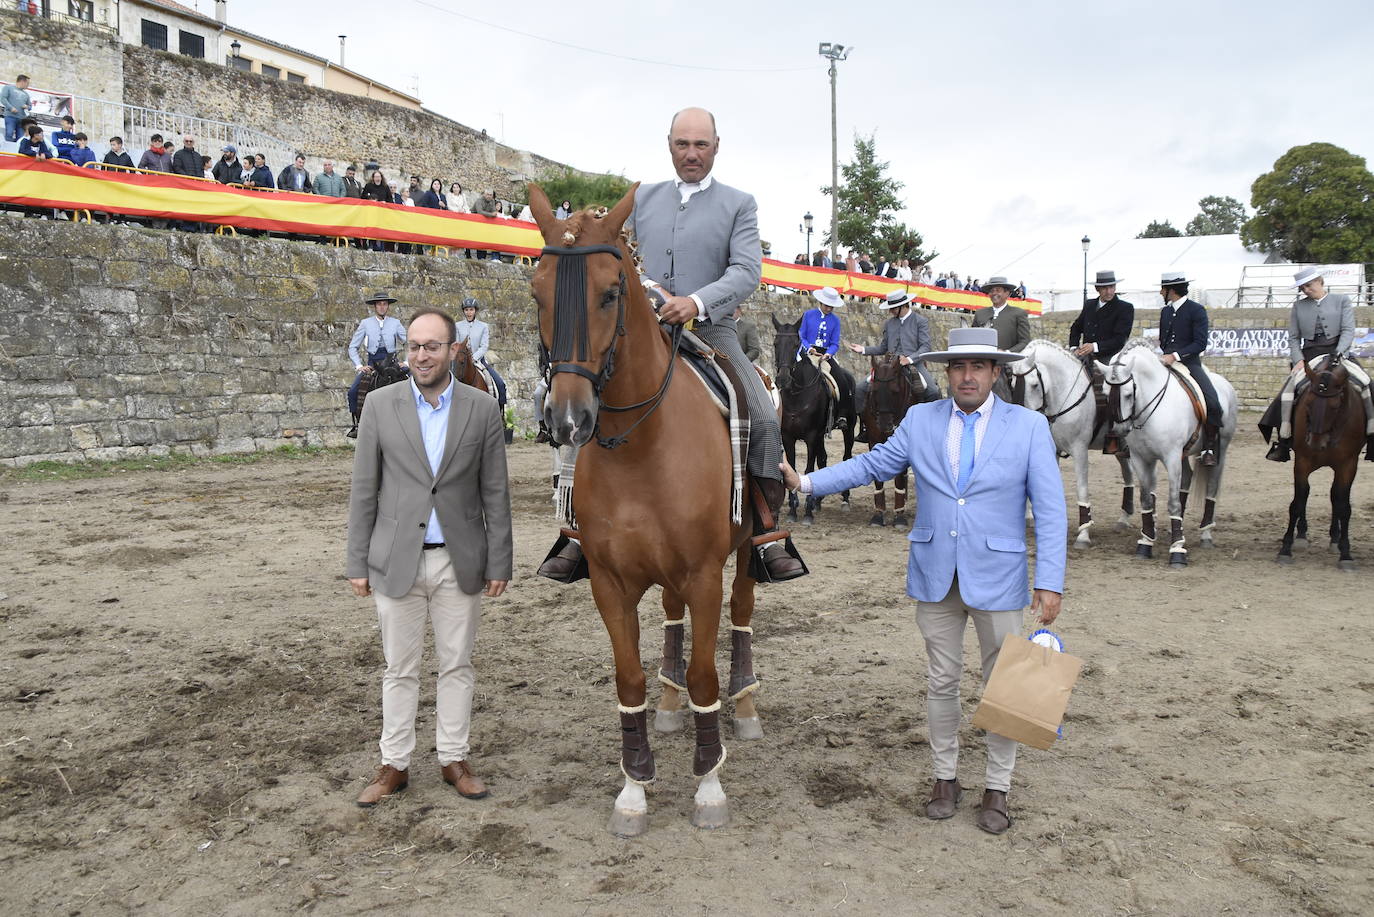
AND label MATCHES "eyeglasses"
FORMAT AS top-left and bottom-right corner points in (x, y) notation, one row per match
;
(406, 341), (454, 355)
